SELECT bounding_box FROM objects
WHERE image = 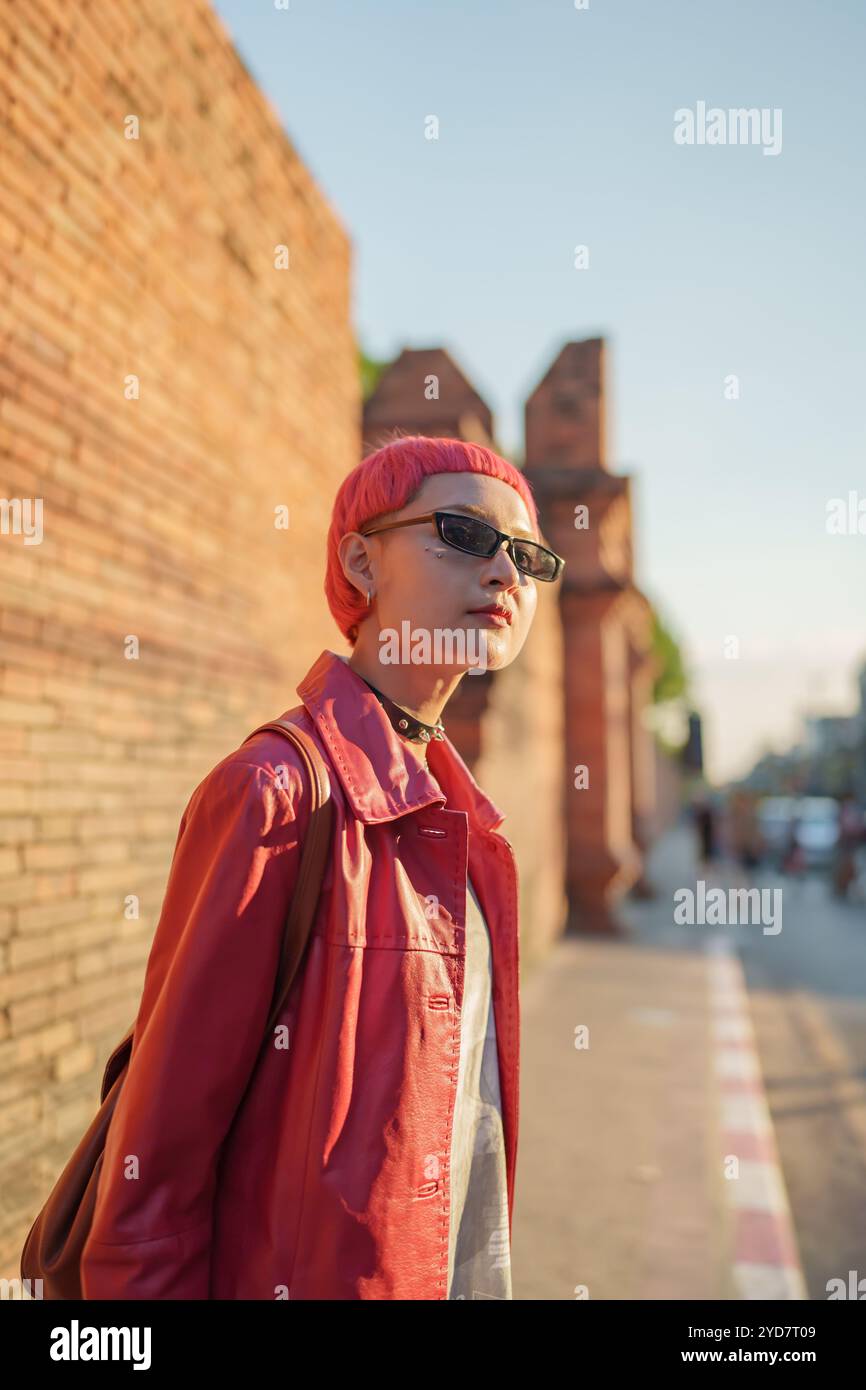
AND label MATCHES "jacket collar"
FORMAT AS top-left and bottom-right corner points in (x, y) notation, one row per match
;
(295, 649), (506, 833)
